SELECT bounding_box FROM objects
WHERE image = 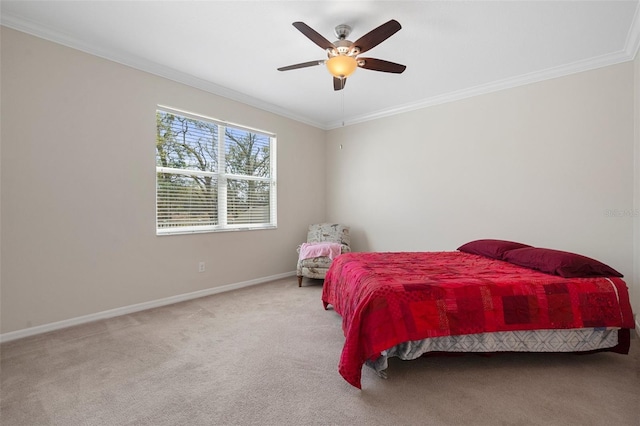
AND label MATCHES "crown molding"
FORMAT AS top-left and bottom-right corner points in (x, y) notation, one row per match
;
(0, 14), (327, 130)
(625, 0), (640, 59)
(3, 6), (639, 132)
(327, 2), (640, 130)
(327, 49), (634, 130)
